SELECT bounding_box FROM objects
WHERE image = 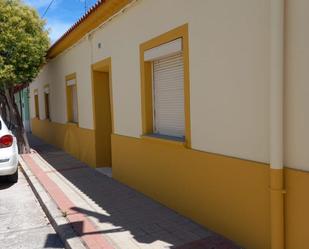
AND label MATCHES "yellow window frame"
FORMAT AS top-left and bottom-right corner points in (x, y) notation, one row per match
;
(139, 24), (191, 148)
(65, 73), (79, 124)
